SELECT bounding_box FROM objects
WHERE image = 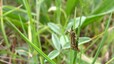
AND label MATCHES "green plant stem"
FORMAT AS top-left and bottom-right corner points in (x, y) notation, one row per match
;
(55, 0), (61, 24)
(3, 5), (22, 16)
(72, 7), (78, 64)
(84, 36), (100, 53)
(36, 0), (44, 64)
(78, 48), (82, 64)
(73, 51), (77, 63)
(92, 13), (112, 64)
(6, 18), (56, 64)
(19, 15), (27, 36)
(22, 0), (43, 63)
(0, 0), (10, 47)
(106, 57), (114, 64)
